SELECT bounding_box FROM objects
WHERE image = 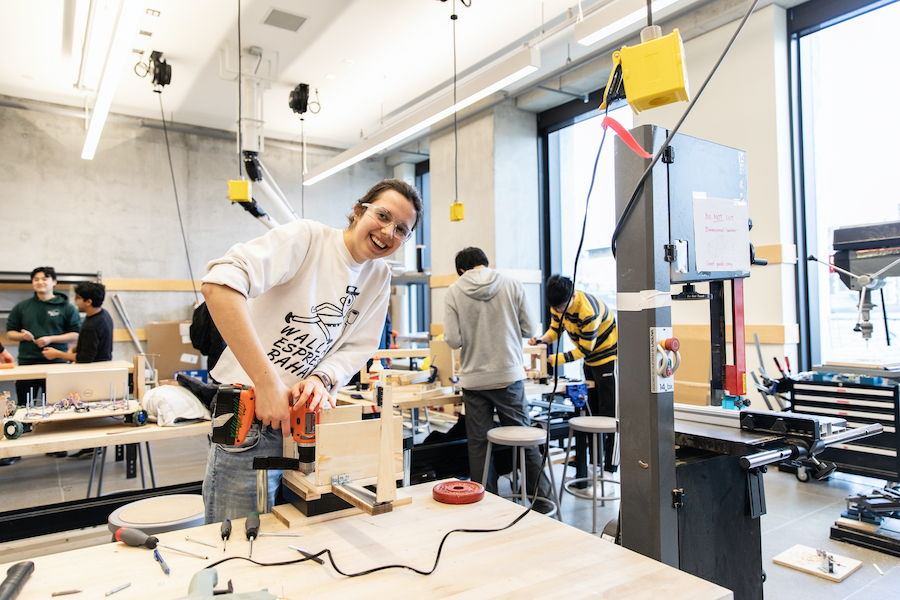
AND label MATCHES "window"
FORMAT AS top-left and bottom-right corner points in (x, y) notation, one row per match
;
(541, 100), (632, 377)
(793, 0), (900, 367)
